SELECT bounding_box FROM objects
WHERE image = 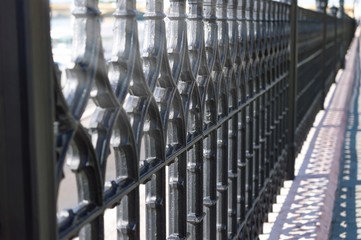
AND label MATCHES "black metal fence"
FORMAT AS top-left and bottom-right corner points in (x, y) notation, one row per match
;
(0, 0), (355, 240)
(295, 7), (355, 150)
